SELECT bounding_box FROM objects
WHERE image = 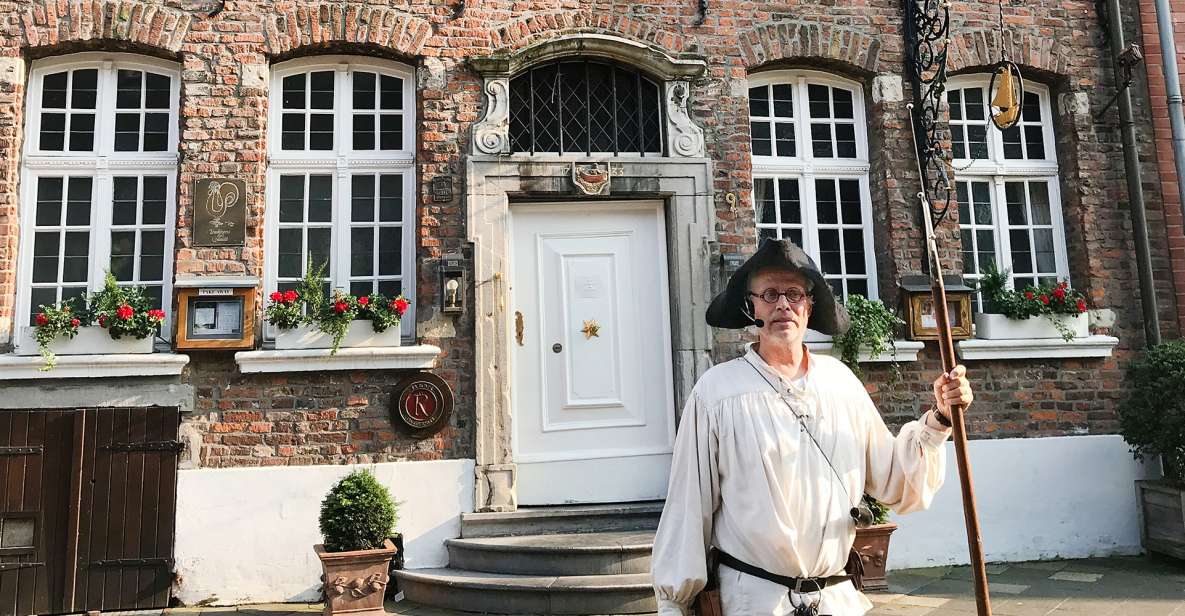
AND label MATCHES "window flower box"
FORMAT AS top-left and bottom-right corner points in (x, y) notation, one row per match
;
(974, 312), (1089, 340)
(17, 325), (154, 356)
(274, 322), (401, 350)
